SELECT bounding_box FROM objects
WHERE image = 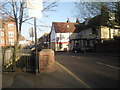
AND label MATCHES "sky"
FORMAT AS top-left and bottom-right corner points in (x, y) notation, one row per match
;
(21, 2), (78, 41)
(21, 0), (118, 41)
